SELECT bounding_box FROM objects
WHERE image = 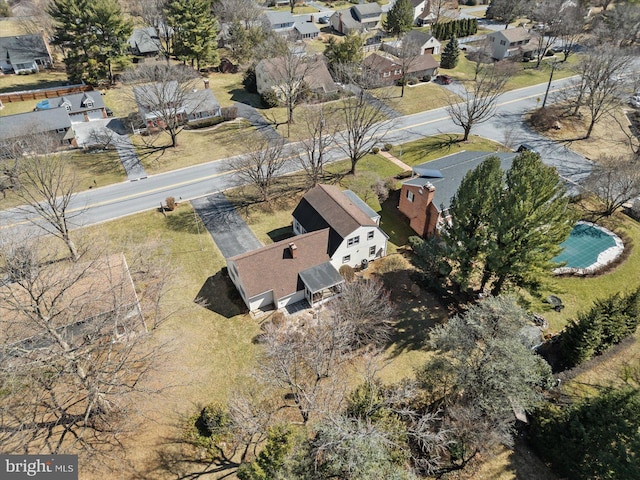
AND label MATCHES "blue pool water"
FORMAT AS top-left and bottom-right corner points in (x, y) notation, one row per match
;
(554, 223), (617, 269)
